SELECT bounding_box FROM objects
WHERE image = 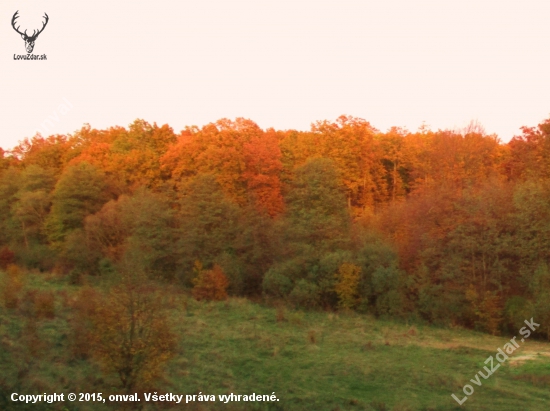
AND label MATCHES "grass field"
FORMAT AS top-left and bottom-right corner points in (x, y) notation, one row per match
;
(1, 271), (550, 410)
